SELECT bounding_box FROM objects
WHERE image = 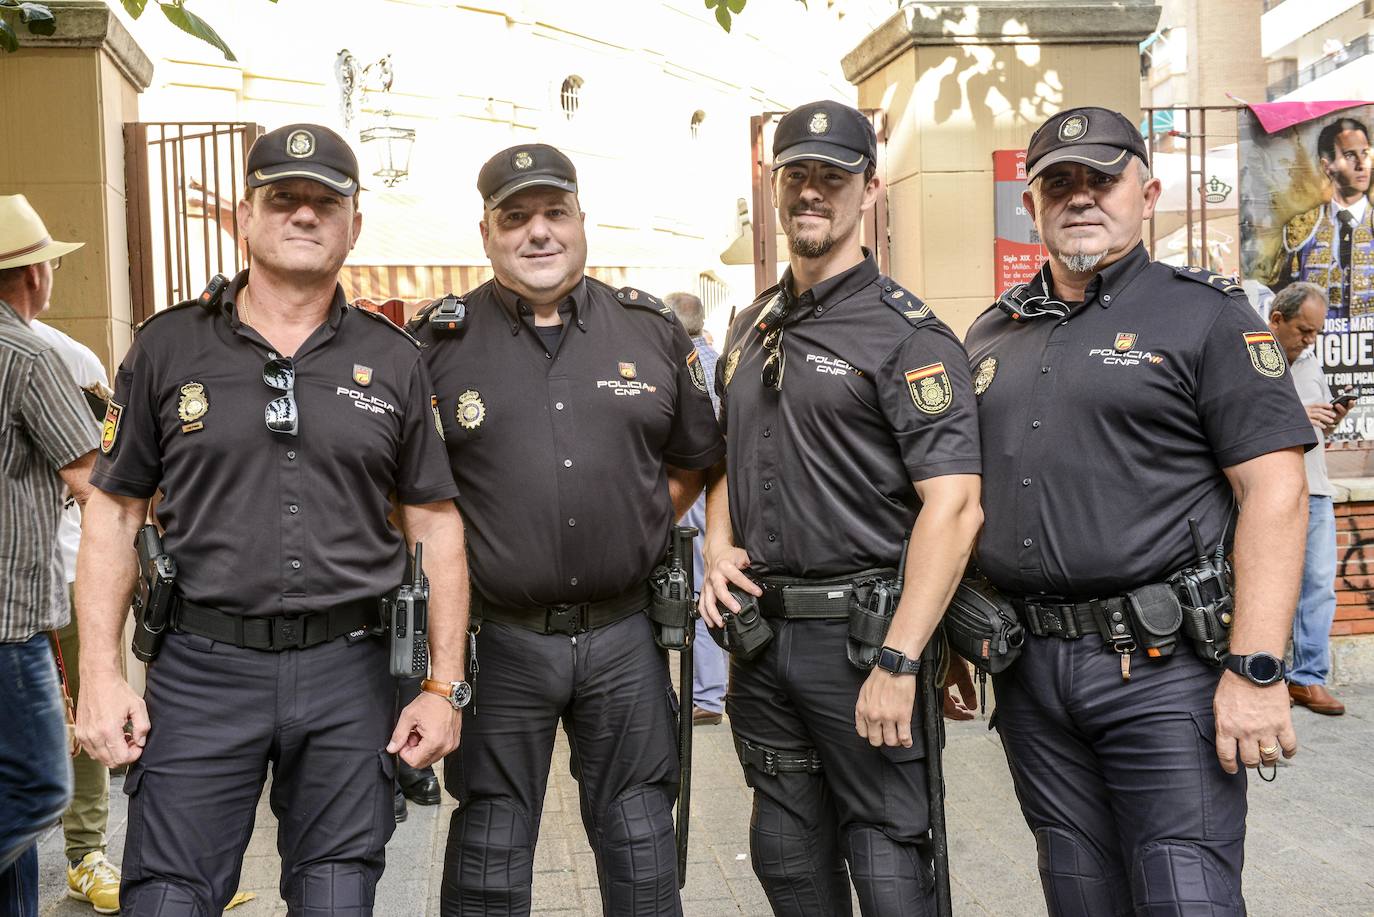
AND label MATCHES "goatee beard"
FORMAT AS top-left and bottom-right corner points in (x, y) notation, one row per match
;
(790, 234), (835, 259)
(1059, 249), (1106, 273)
